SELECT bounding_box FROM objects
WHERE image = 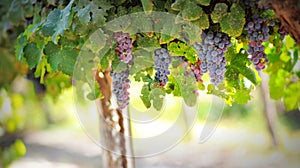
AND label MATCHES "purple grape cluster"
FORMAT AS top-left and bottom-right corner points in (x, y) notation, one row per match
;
(154, 48), (172, 86)
(111, 68), (130, 109)
(244, 15), (272, 70)
(113, 32), (133, 63)
(194, 31), (231, 86)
